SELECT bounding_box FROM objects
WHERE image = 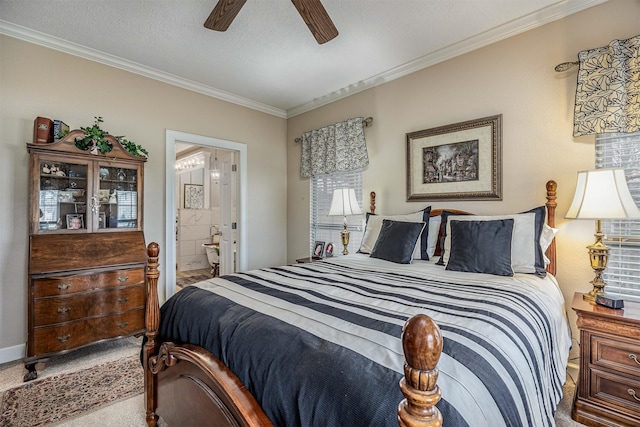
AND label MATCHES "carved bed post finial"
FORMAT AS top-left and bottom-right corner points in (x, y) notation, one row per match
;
(398, 314), (443, 427)
(144, 242), (160, 427)
(370, 191), (376, 214)
(545, 180), (558, 276)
